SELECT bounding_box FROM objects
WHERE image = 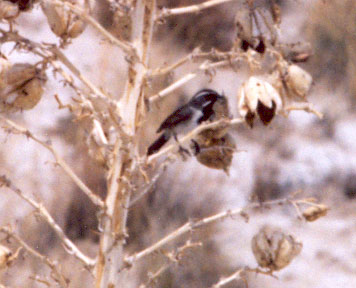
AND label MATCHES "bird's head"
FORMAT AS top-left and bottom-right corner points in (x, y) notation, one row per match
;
(189, 89), (224, 109)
